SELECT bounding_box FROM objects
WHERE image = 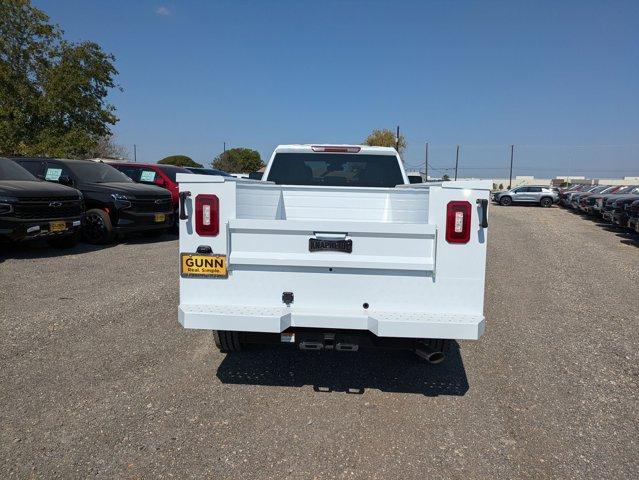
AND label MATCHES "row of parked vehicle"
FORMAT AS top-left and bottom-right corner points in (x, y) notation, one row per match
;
(0, 157), (230, 248)
(558, 183), (639, 233)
